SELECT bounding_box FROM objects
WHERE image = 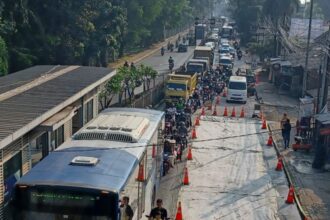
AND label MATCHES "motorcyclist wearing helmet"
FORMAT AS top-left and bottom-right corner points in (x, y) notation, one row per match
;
(161, 46), (165, 56)
(168, 56), (174, 65)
